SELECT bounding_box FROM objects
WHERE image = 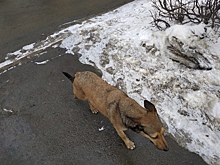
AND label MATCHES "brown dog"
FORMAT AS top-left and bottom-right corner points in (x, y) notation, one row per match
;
(62, 71), (168, 151)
